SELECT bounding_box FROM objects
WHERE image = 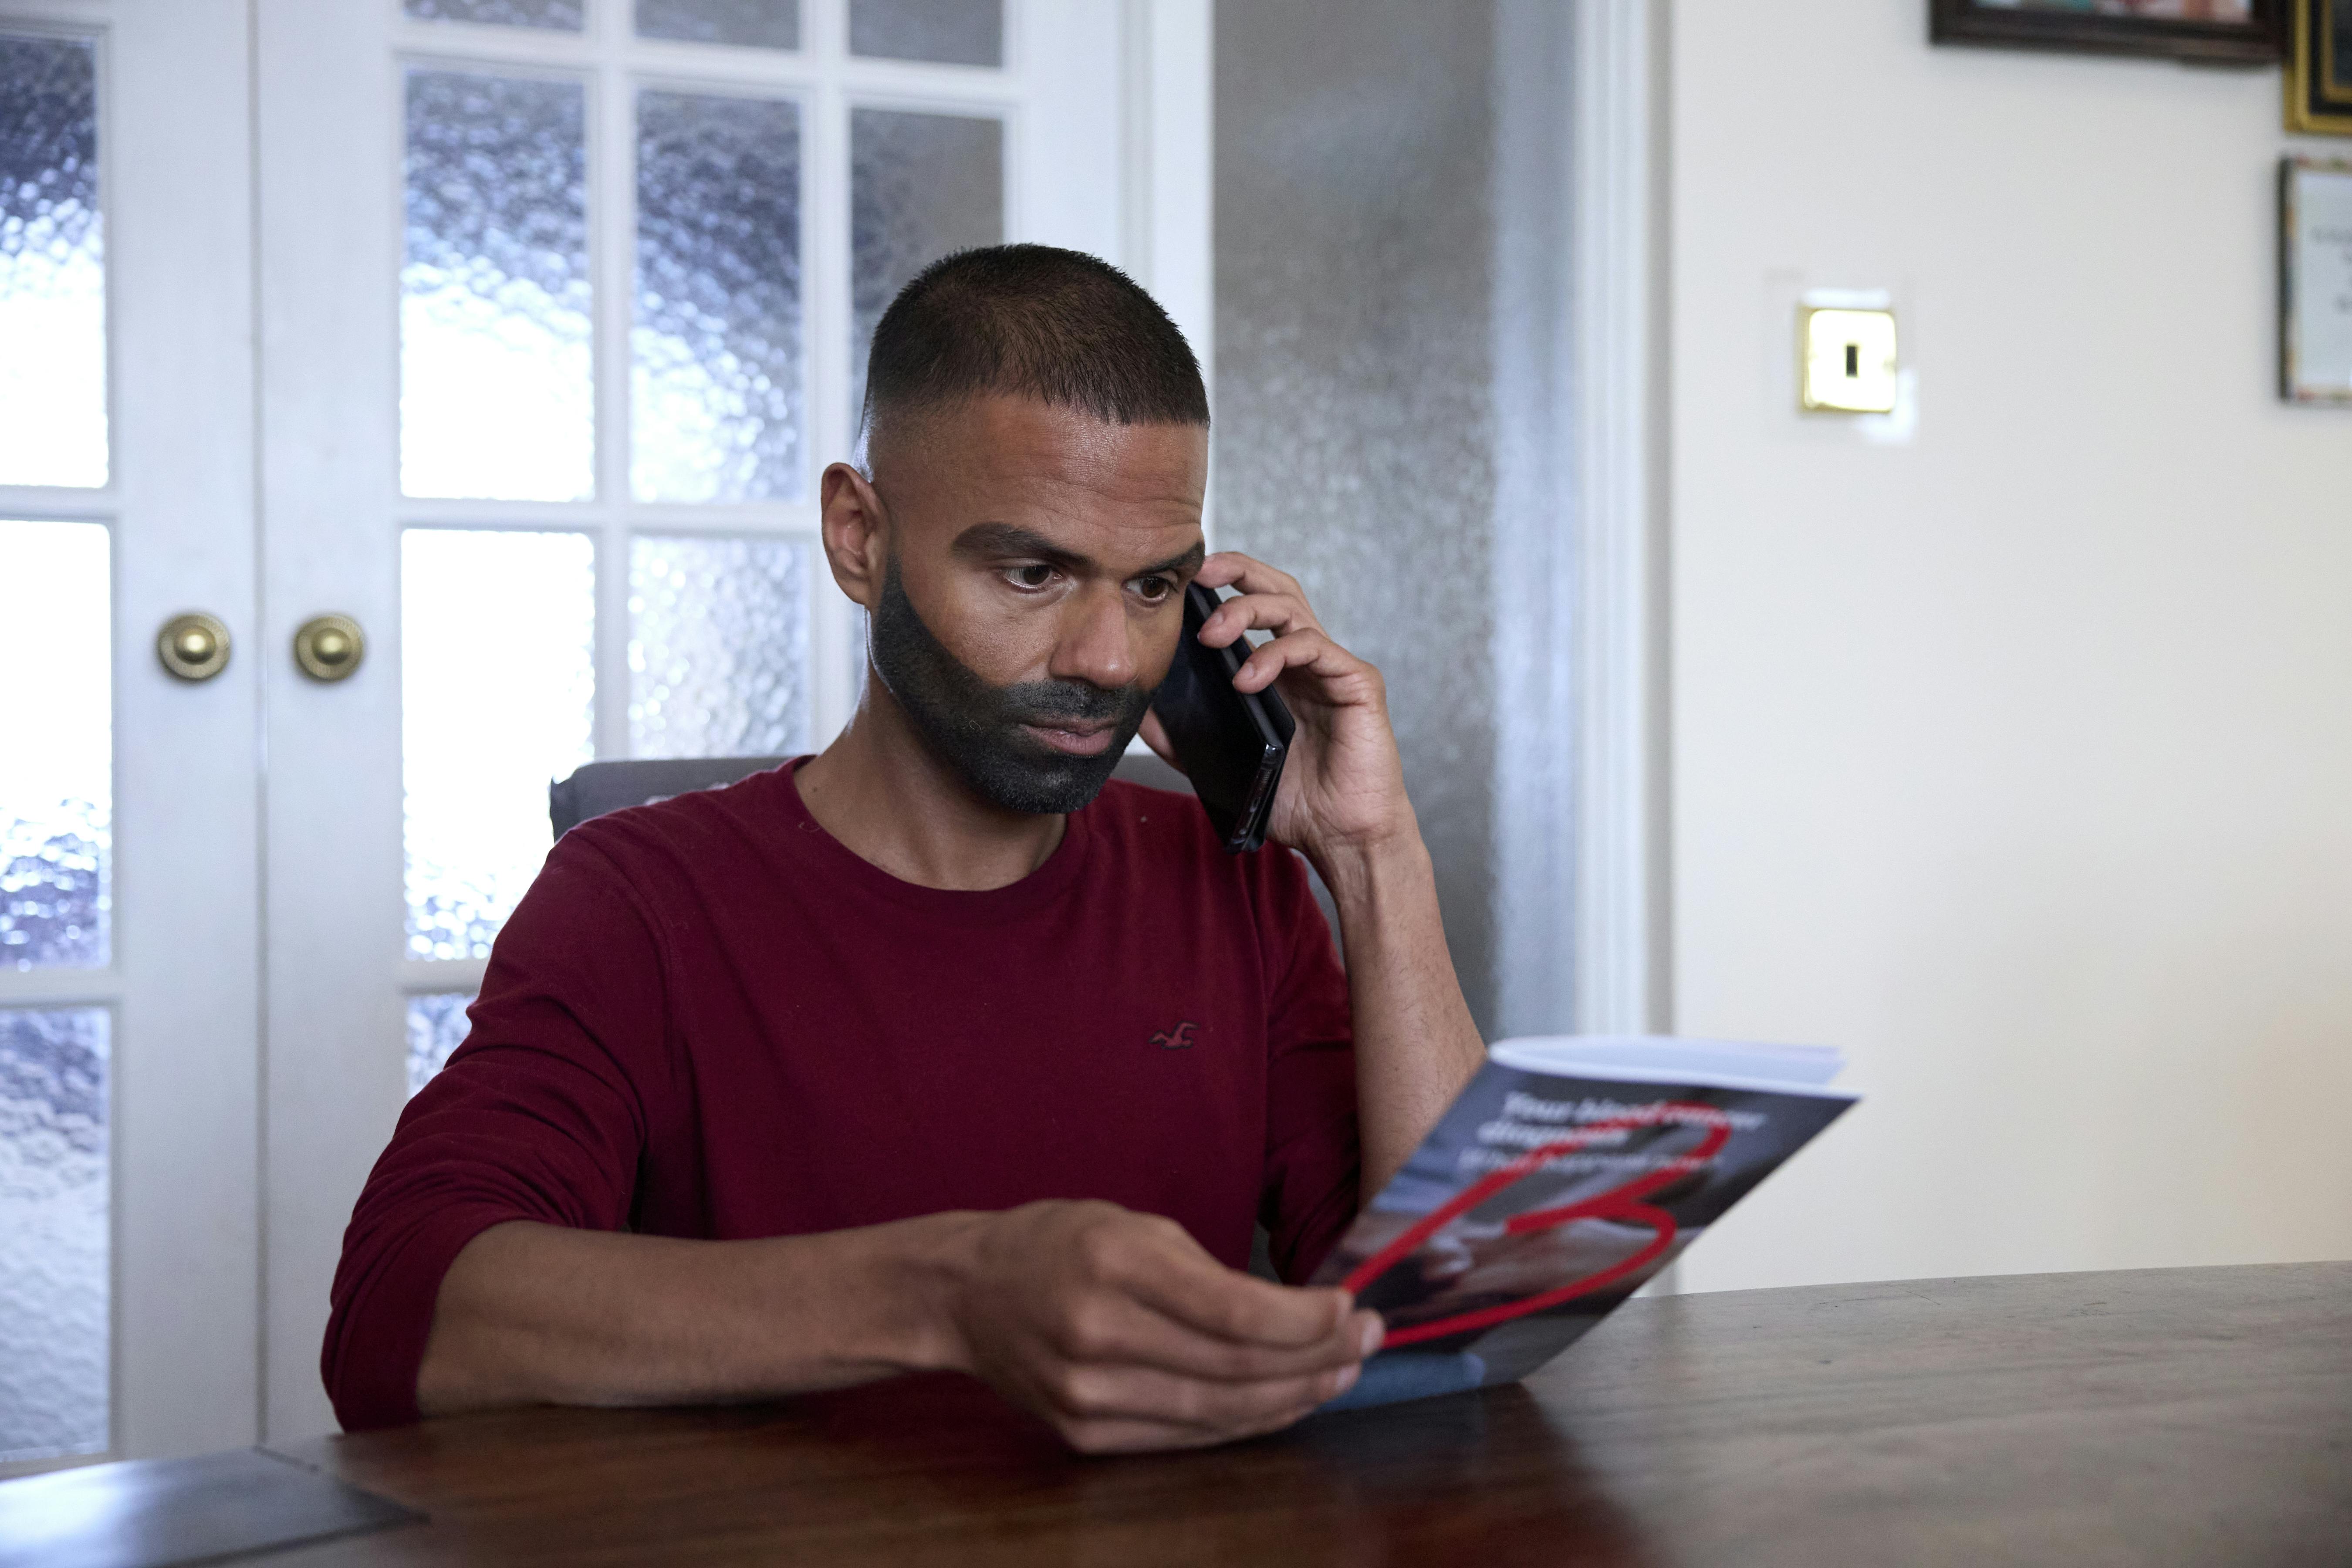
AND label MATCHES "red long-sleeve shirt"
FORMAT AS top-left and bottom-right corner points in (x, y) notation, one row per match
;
(322, 761), (1361, 1430)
